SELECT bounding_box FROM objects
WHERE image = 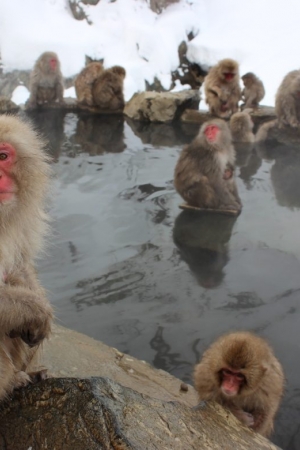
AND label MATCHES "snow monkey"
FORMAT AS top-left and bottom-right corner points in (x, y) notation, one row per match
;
(194, 332), (284, 437)
(27, 52), (64, 108)
(92, 65), (126, 111)
(174, 119), (242, 212)
(0, 115), (53, 399)
(206, 86), (233, 119)
(241, 72), (265, 109)
(75, 62), (104, 106)
(204, 59), (241, 118)
(230, 111), (255, 143)
(256, 69), (300, 141)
